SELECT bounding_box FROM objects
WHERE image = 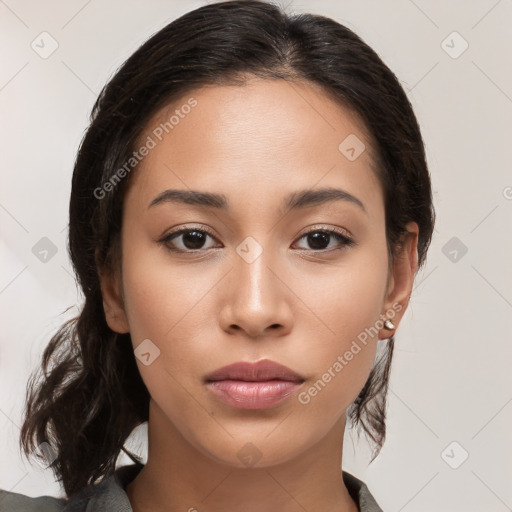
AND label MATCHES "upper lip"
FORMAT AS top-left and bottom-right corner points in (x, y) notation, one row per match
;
(205, 359), (304, 383)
